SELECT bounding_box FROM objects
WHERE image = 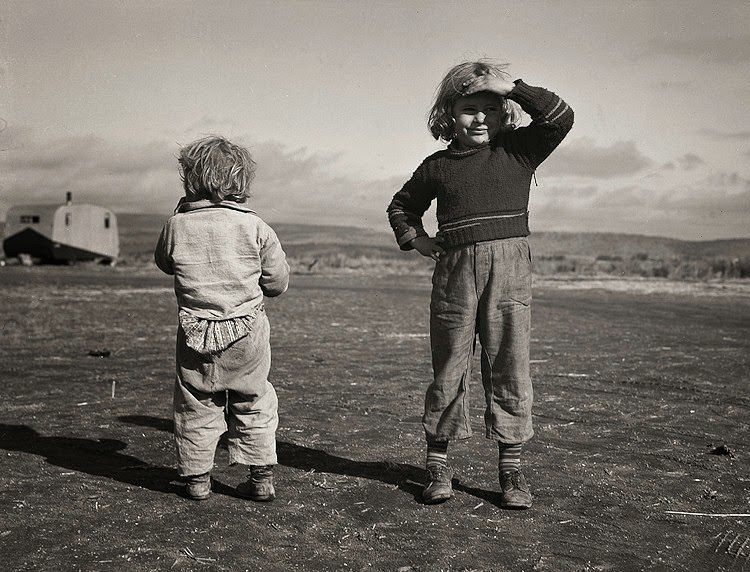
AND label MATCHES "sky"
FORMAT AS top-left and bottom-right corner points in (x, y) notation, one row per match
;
(1, 0), (749, 241)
